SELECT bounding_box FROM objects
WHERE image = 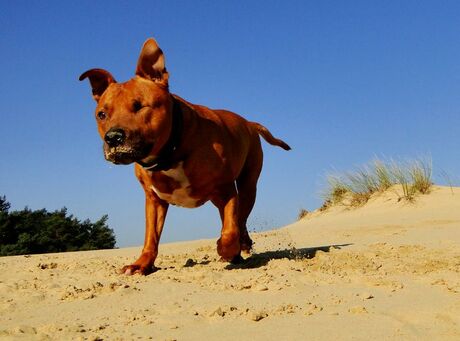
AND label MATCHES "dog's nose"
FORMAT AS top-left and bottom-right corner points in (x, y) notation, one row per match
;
(104, 128), (126, 147)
